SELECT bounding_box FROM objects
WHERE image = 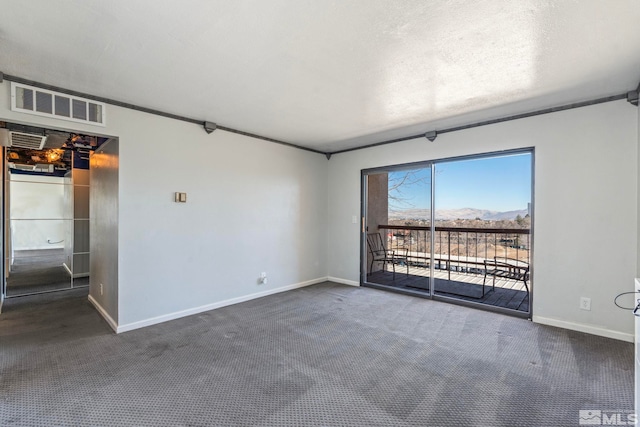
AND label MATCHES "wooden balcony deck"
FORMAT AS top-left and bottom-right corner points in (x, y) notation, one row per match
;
(367, 265), (529, 312)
